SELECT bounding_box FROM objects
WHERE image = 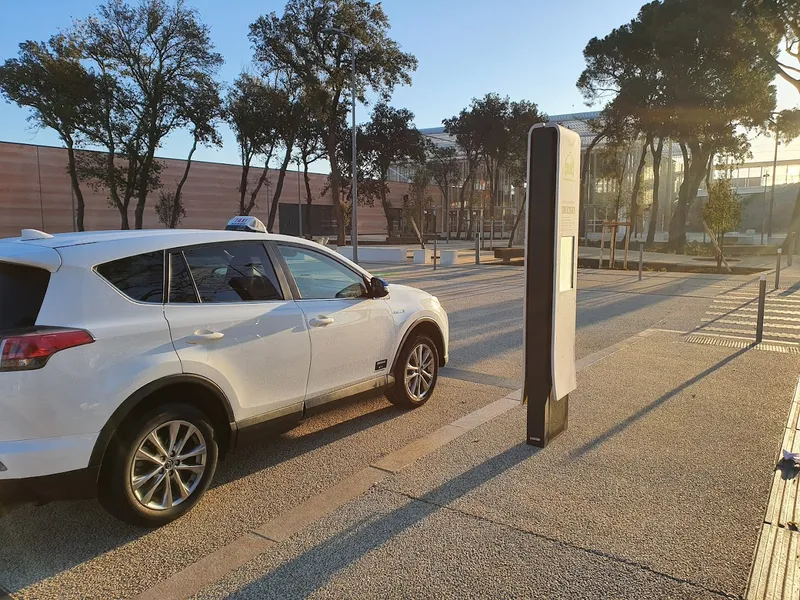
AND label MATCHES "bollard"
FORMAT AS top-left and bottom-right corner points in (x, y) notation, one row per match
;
(475, 229), (480, 265)
(433, 236), (437, 271)
(756, 274), (767, 344)
(776, 248), (783, 290)
(789, 232), (795, 267)
(638, 242), (644, 281)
